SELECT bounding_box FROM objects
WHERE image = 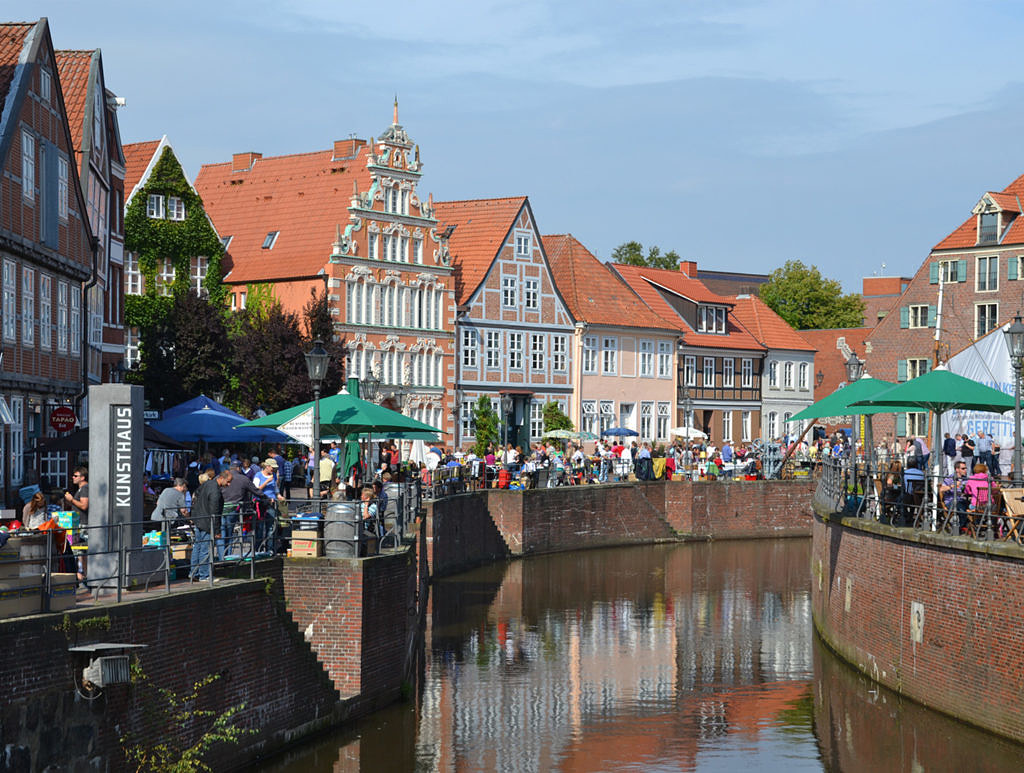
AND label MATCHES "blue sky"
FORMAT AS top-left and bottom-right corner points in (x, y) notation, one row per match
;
(16, 1), (1024, 291)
